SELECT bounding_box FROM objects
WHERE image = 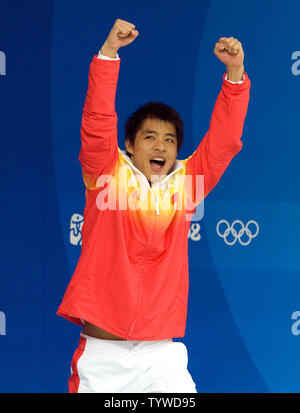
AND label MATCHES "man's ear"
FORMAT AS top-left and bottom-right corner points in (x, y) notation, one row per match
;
(125, 138), (133, 155)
